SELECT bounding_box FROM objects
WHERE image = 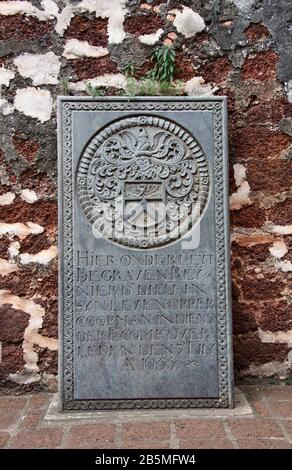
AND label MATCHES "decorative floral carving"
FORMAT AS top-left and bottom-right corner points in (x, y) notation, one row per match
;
(77, 115), (209, 248)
